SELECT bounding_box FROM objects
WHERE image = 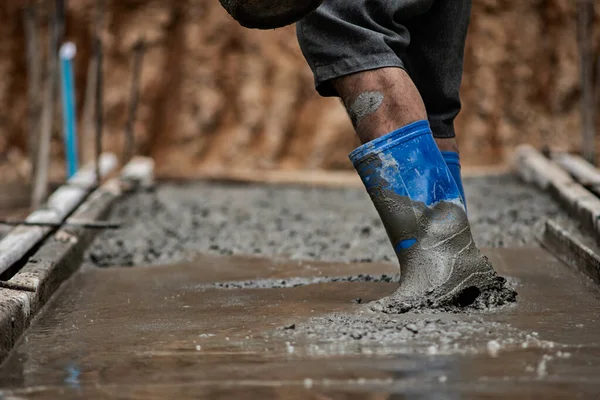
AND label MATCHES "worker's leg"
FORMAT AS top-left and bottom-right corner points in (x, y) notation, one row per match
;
(332, 67), (493, 307)
(332, 68), (427, 143)
(297, 0), (497, 307)
(403, 0), (473, 207)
